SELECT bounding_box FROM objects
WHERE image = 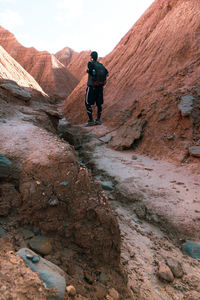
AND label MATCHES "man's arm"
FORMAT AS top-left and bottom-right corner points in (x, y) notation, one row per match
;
(86, 61), (94, 75)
